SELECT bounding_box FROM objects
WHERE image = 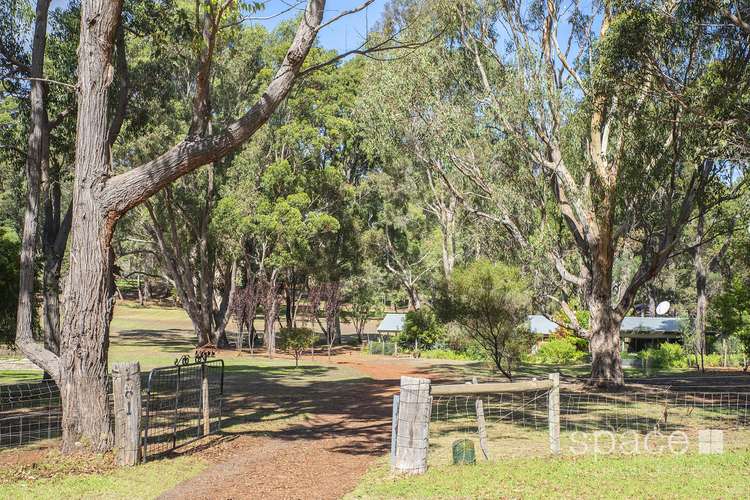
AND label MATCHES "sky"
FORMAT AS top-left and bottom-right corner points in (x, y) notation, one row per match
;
(48, 0), (387, 55)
